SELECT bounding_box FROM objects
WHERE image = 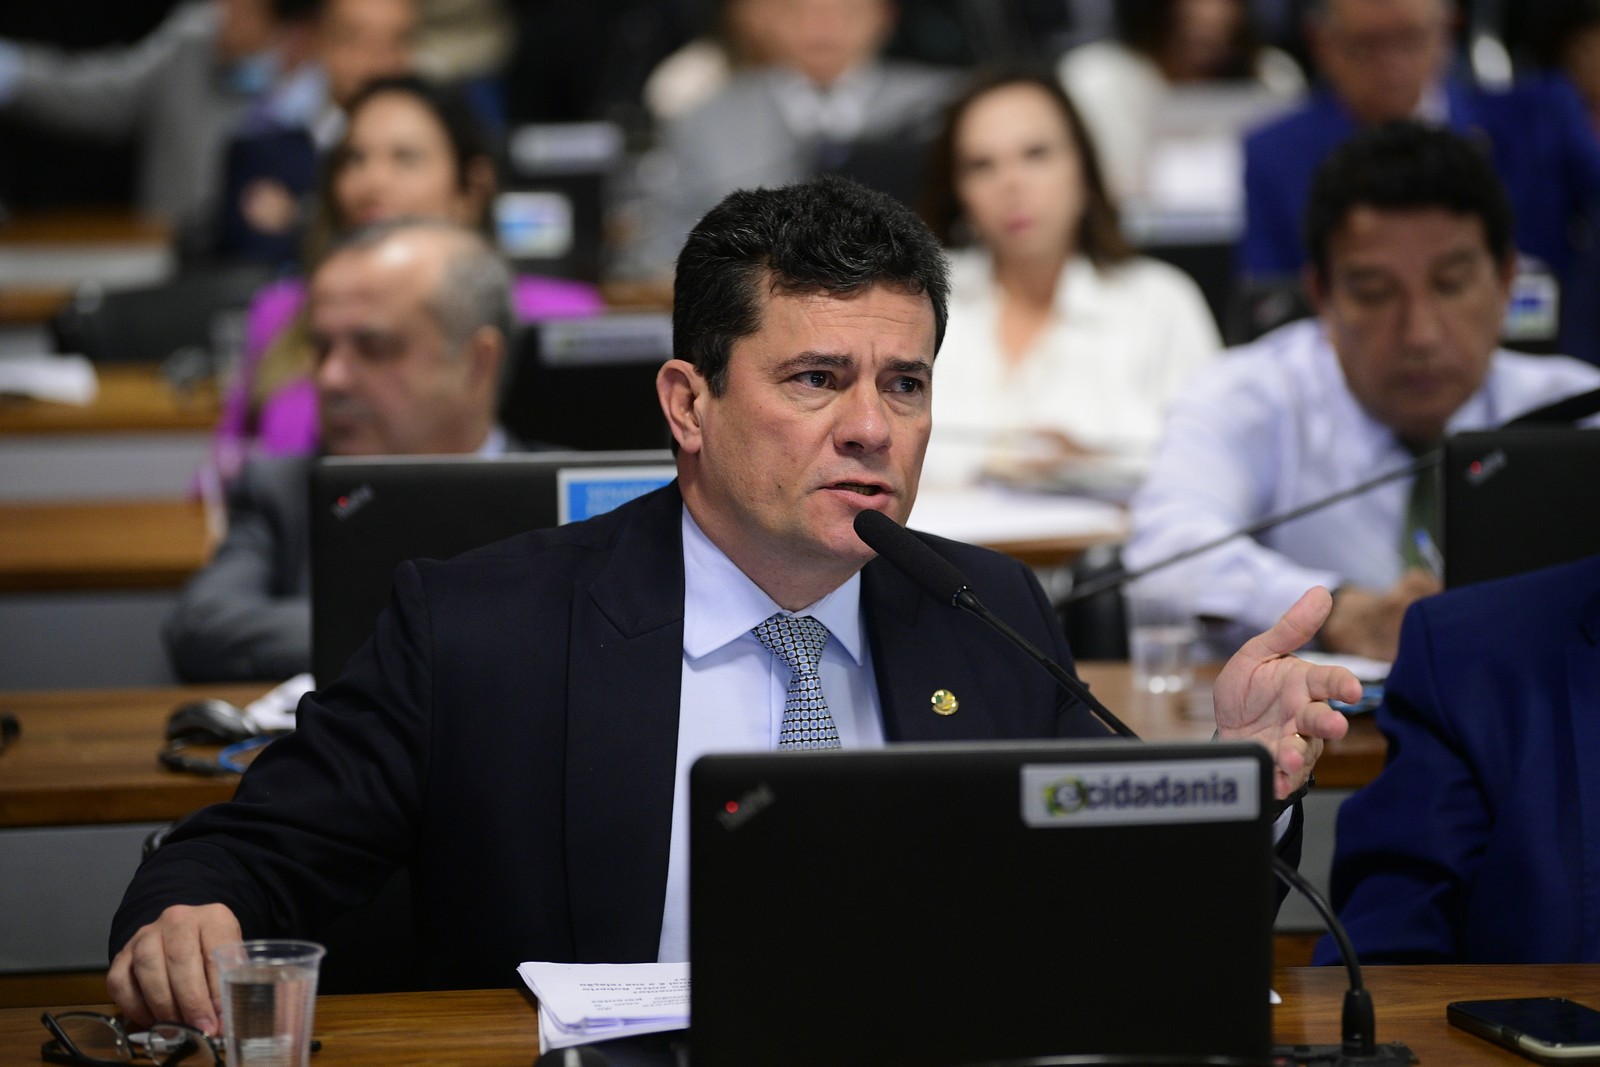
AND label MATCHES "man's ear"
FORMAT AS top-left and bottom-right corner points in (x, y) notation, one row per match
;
(1302, 262), (1328, 316)
(657, 358), (707, 454)
(462, 155), (497, 222)
(465, 325), (505, 392)
(1495, 252), (1518, 296)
